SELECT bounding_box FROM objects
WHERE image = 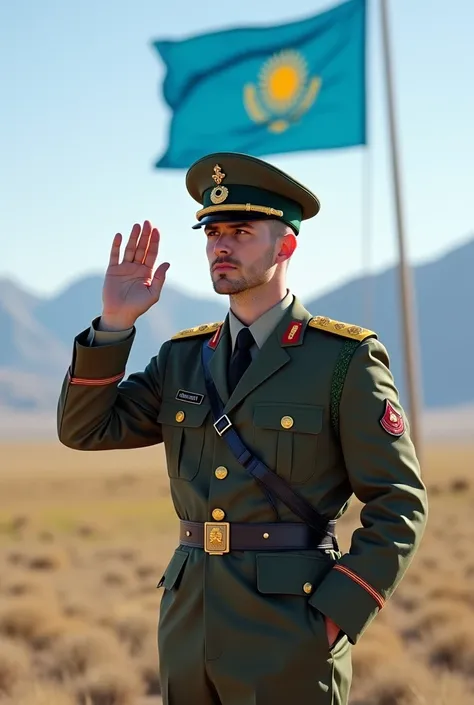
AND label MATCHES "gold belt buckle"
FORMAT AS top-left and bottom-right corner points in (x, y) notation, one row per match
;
(204, 522), (230, 555)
